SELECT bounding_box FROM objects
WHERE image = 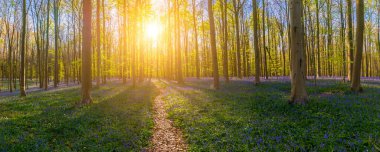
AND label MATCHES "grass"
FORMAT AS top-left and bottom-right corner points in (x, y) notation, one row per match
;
(160, 79), (380, 151)
(1, 79), (379, 151)
(0, 81), (158, 151)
